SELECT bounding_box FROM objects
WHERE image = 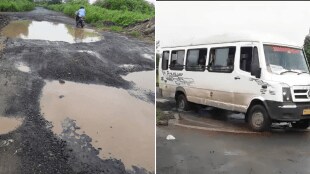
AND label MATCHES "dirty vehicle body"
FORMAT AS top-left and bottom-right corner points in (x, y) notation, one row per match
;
(158, 33), (310, 131)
